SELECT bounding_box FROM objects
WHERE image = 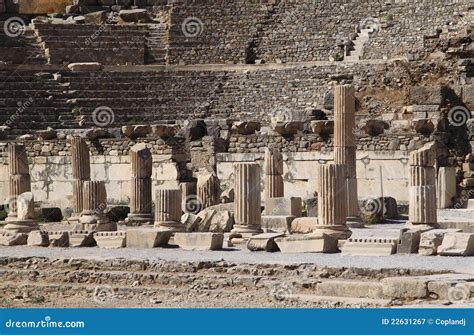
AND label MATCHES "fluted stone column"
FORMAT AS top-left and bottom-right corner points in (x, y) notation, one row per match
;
(437, 167), (456, 209)
(196, 169), (220, 209)
(4, 143), (39, 233)
(69, 136), (91, 223)
(126, 143), (153, 225)
(80, 181), (115, 231)
(312, 164), (351, 239)
(408, 143), (438, 227)
(232, 163), (262, 235)
(264, 148), (284, 200)
(154, 189), (184, 232)
(333, 85), (359, 221)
